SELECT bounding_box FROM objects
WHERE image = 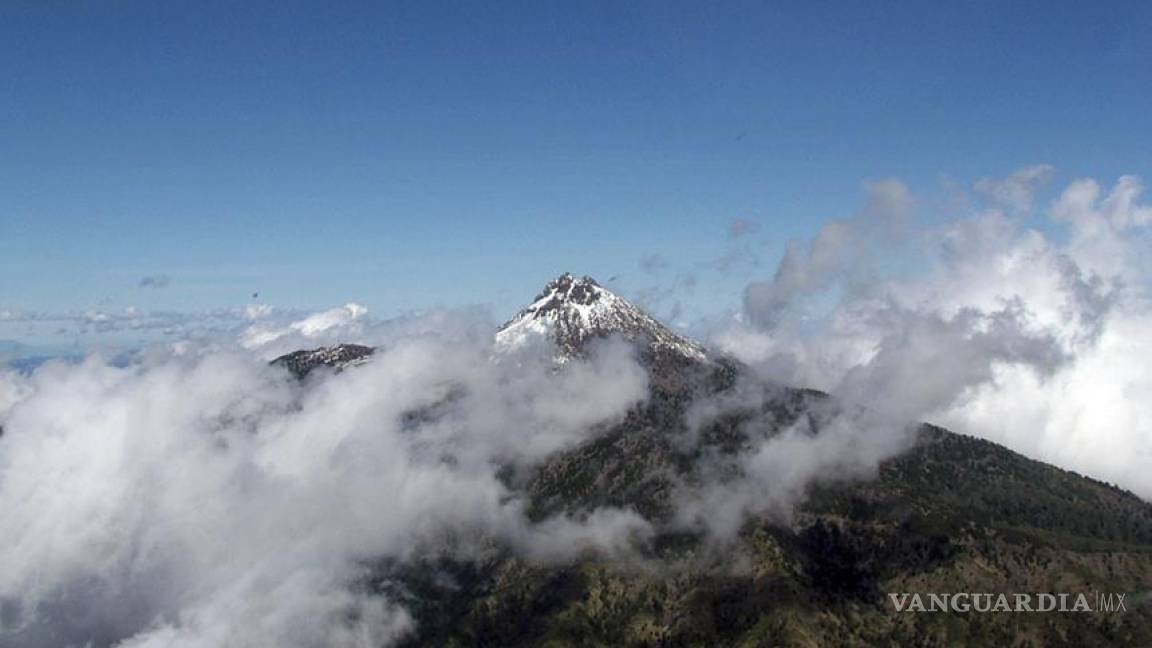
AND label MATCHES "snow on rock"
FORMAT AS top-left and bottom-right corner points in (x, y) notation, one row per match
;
(271, 343), (376, 379)
(495, 273), (709, 363)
